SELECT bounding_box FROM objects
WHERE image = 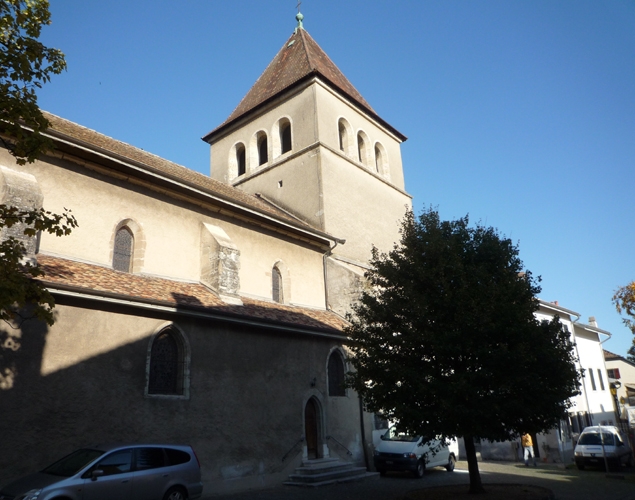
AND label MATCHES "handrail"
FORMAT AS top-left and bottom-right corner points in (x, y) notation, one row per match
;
(282, 437), (305, 462)
(326, 435), (353, 456)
